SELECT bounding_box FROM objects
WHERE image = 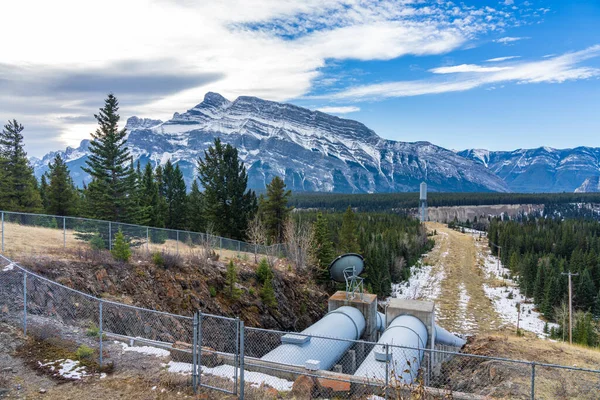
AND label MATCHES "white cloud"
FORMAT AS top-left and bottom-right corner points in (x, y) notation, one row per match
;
(320, 45), (600, 100)
(485, 55), (521, 62)
(494, 36), (530, 44)
(316, 106), (360, 114)
(503, 0), (514, 5)
(0, 0), (518, 155)
(430, 64), (512, 73)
